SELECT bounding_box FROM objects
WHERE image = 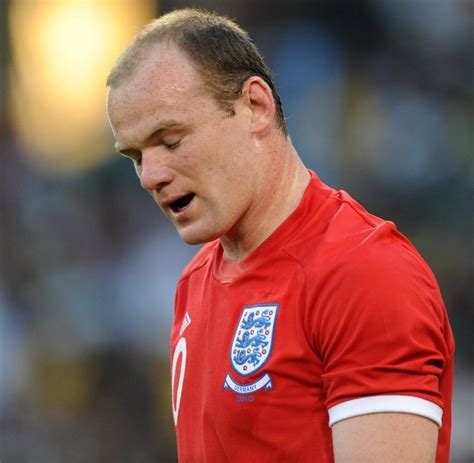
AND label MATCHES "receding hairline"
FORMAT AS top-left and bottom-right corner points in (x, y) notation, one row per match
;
(107, 37), (174, 89)
(108, 40), (190, 92)
(107, 8), (288, 136)
(107, 9), (246, 89)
